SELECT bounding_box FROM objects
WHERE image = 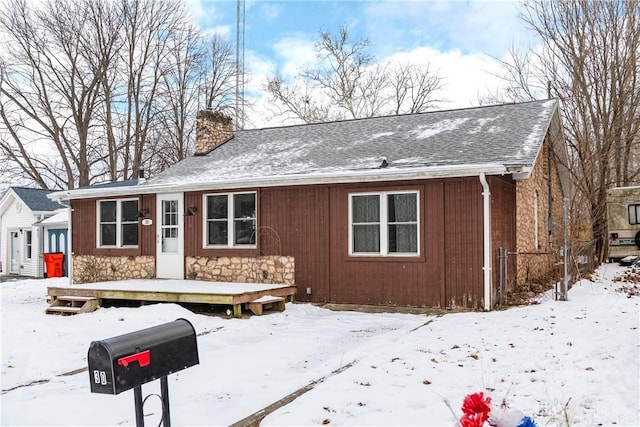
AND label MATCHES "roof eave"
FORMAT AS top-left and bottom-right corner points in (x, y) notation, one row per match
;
(510, 166), (533, 180)
(49, 164), (513, 201)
